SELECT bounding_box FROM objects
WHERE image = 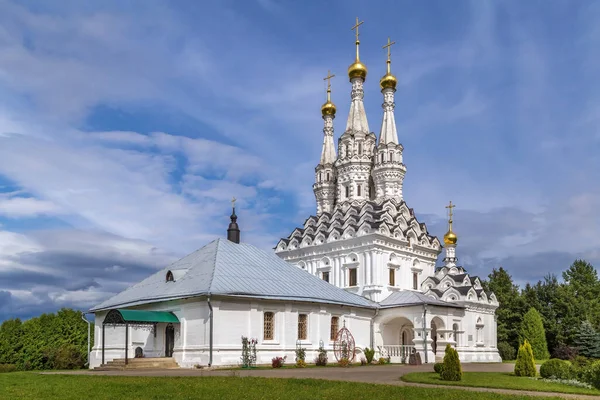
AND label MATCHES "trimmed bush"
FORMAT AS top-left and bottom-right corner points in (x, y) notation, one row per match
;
(271, 356), (286, 368)
(295, 359), (306, 368)
(433, 362), (444, 374)
(315, 345), (327, 366)
(581, 360), (600, 390)
(514, 340), (536, 377)
(364, 347), (375, 364)
(440, 344), (462, 381)
(377, 357), (386, 365)
(0, 364), (17, 373)
(498, 342), (516, 361)
(540, 359), (574, 380)
(338, 357), (350, 367)
(519, 308), (550, 360)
